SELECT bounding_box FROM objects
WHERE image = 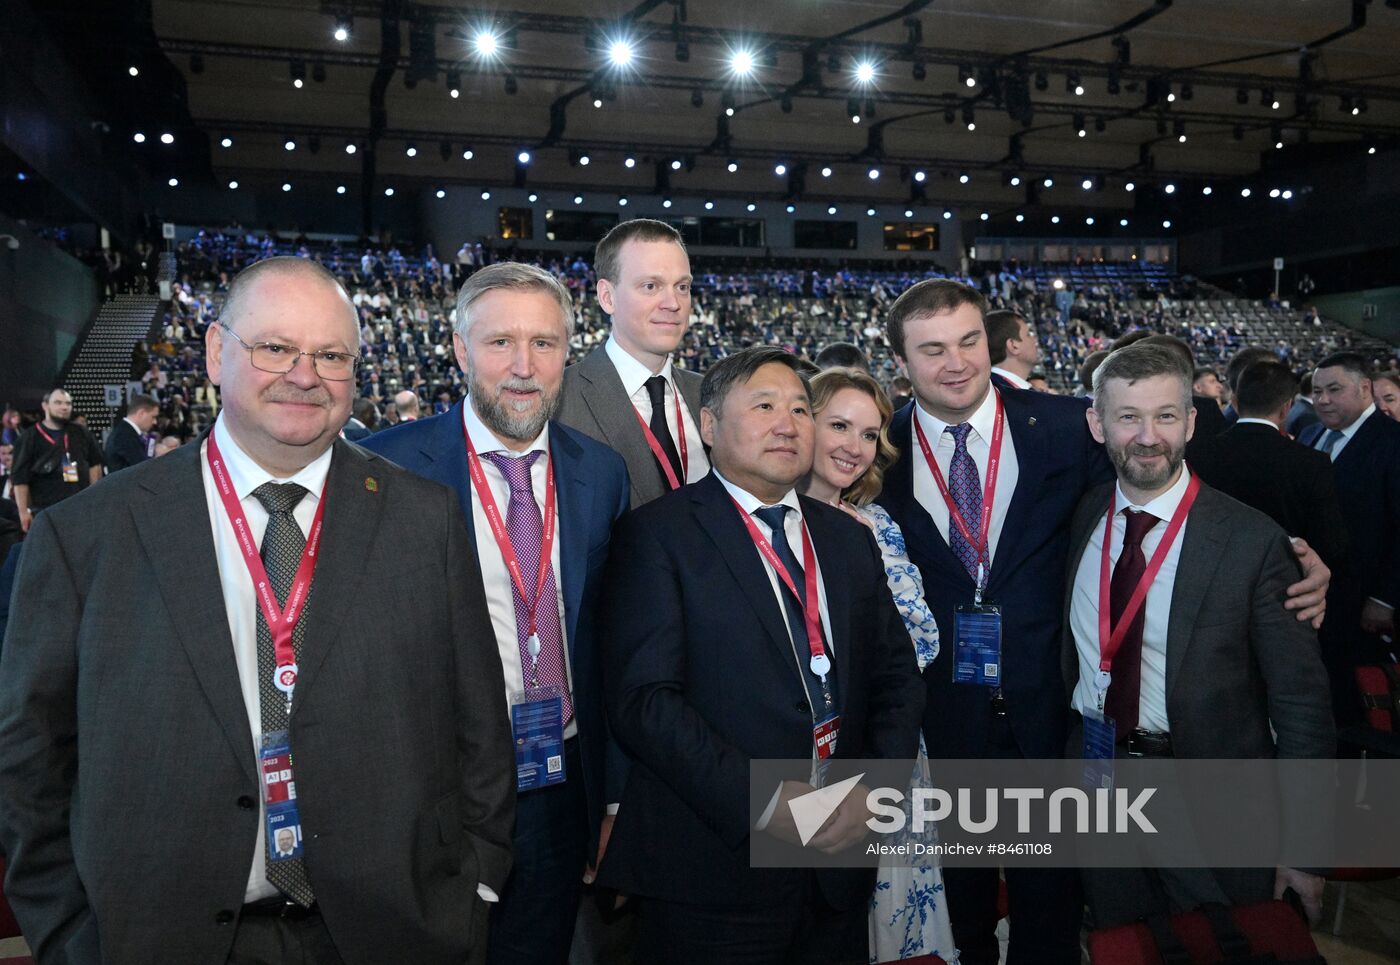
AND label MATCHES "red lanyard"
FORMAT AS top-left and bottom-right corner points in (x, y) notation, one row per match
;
(1096, 472), (1201, 672)
(912, 391), (1005, 590)
(730, 497), (830, 678)
(461, 420), (556, 642)
(632, 378), (689, 490)
(206, 433), (328, 699)
(35, 424), (70, 455)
